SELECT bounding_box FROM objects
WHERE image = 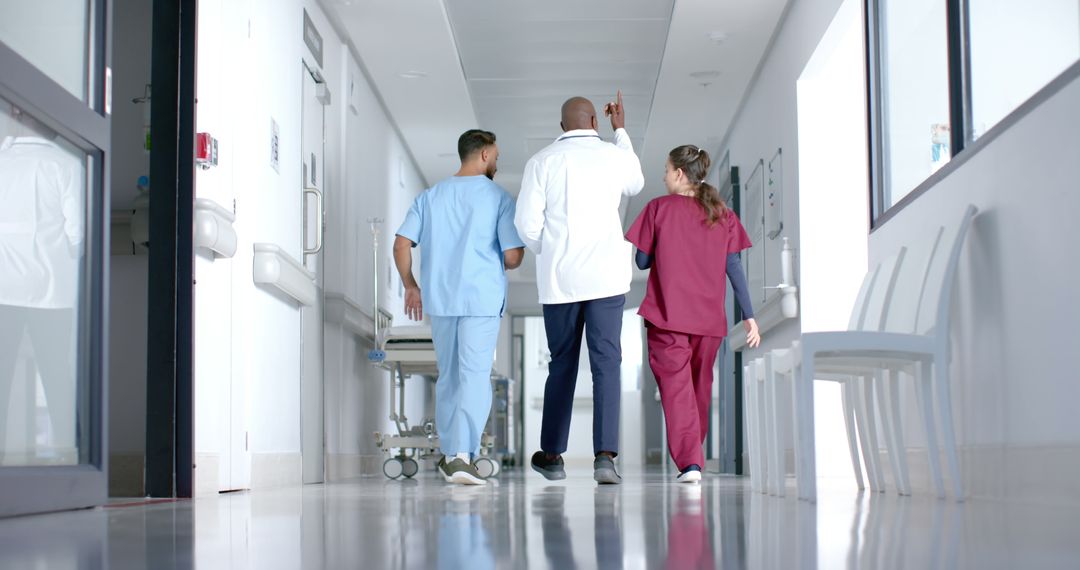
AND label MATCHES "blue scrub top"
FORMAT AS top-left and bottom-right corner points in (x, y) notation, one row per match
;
(396, 175), (525, 317)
